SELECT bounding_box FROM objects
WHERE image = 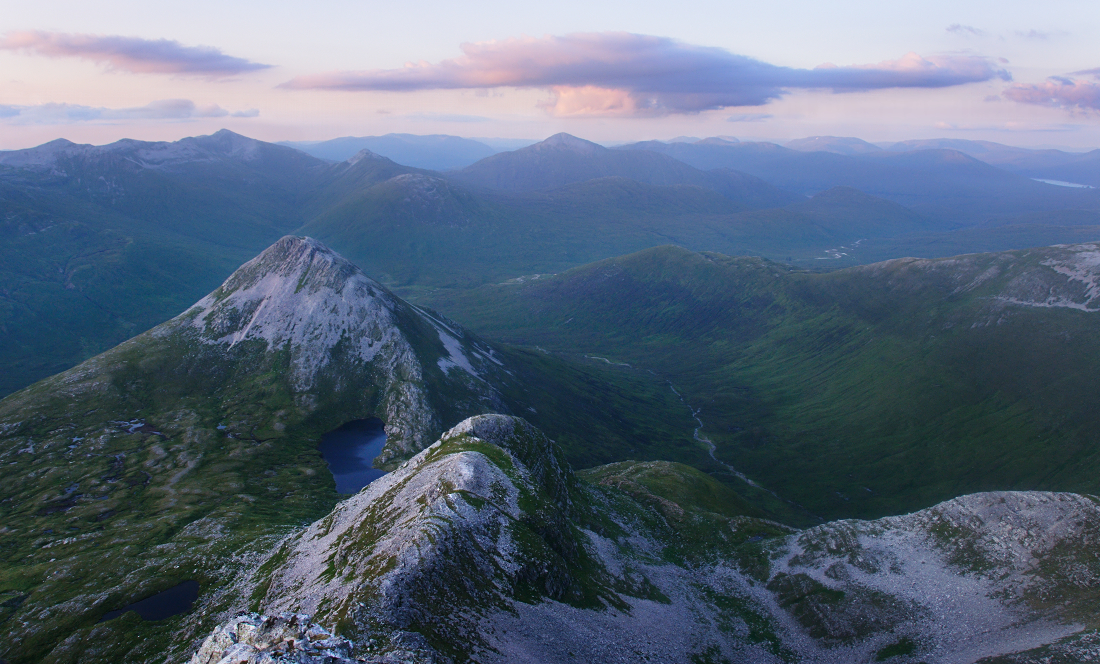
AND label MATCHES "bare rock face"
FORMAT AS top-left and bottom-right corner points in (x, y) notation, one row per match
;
(188, 613), (355, 664)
